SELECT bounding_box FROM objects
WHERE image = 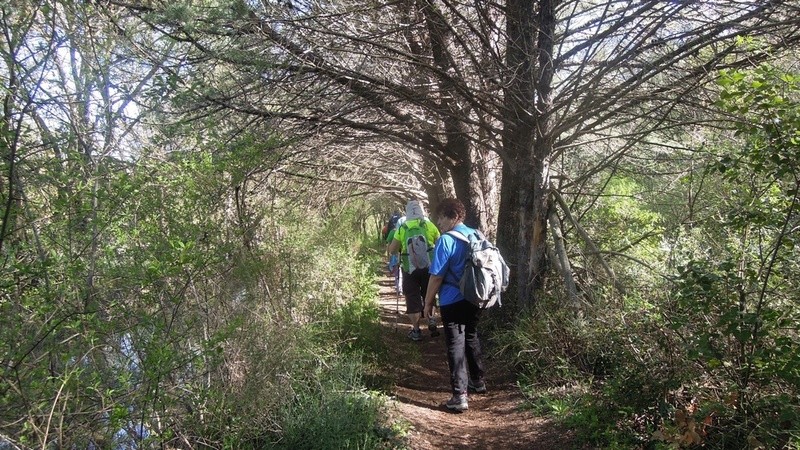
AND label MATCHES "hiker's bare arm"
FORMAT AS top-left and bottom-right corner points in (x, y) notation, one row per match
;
(387, 239), (400, 255)
(424, 275), (443, 318)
